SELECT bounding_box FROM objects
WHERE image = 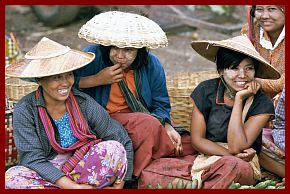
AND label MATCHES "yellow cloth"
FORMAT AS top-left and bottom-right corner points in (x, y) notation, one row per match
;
(191, 143), (261, 189)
